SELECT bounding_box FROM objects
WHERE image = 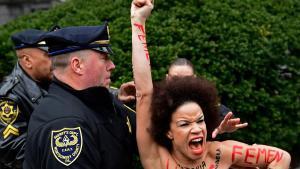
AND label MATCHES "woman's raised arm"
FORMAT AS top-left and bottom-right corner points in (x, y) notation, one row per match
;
(131, 0), (158, 165)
